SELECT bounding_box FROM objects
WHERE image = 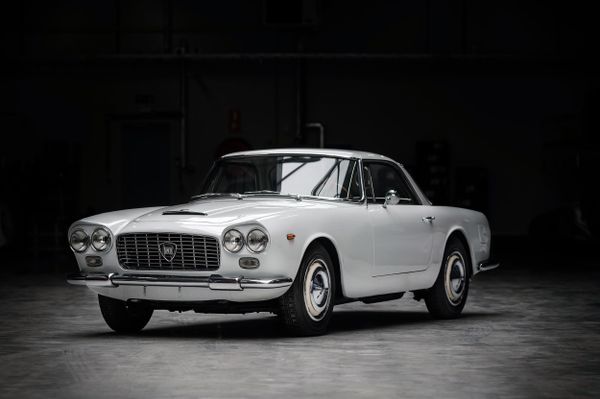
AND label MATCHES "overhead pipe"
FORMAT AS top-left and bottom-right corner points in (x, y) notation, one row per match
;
(305, 122), (325, 148)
